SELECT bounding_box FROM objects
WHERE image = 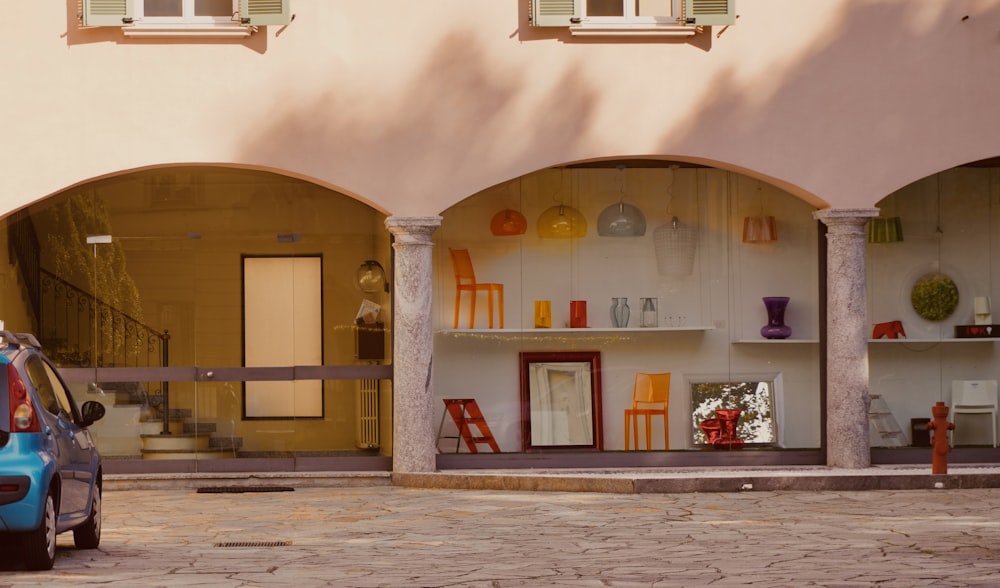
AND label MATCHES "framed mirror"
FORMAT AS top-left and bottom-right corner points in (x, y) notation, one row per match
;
(519, 351), (603, 451)
(688, 374), (780, 447)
